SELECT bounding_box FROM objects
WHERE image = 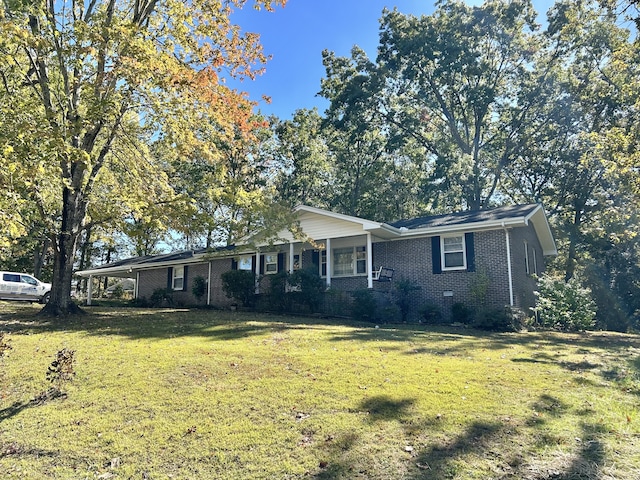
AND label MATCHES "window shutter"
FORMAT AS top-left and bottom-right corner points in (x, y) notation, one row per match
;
(167, 267), (173, 289)
(260, 254), (265, 275)
(231, 258), (238, 270)
(431, 236), (442, 274)
(465, 233), (475, 272)
(182, 265), (189, 291)
(277, 252), (285, 273)
(251, 255), (257, 274)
